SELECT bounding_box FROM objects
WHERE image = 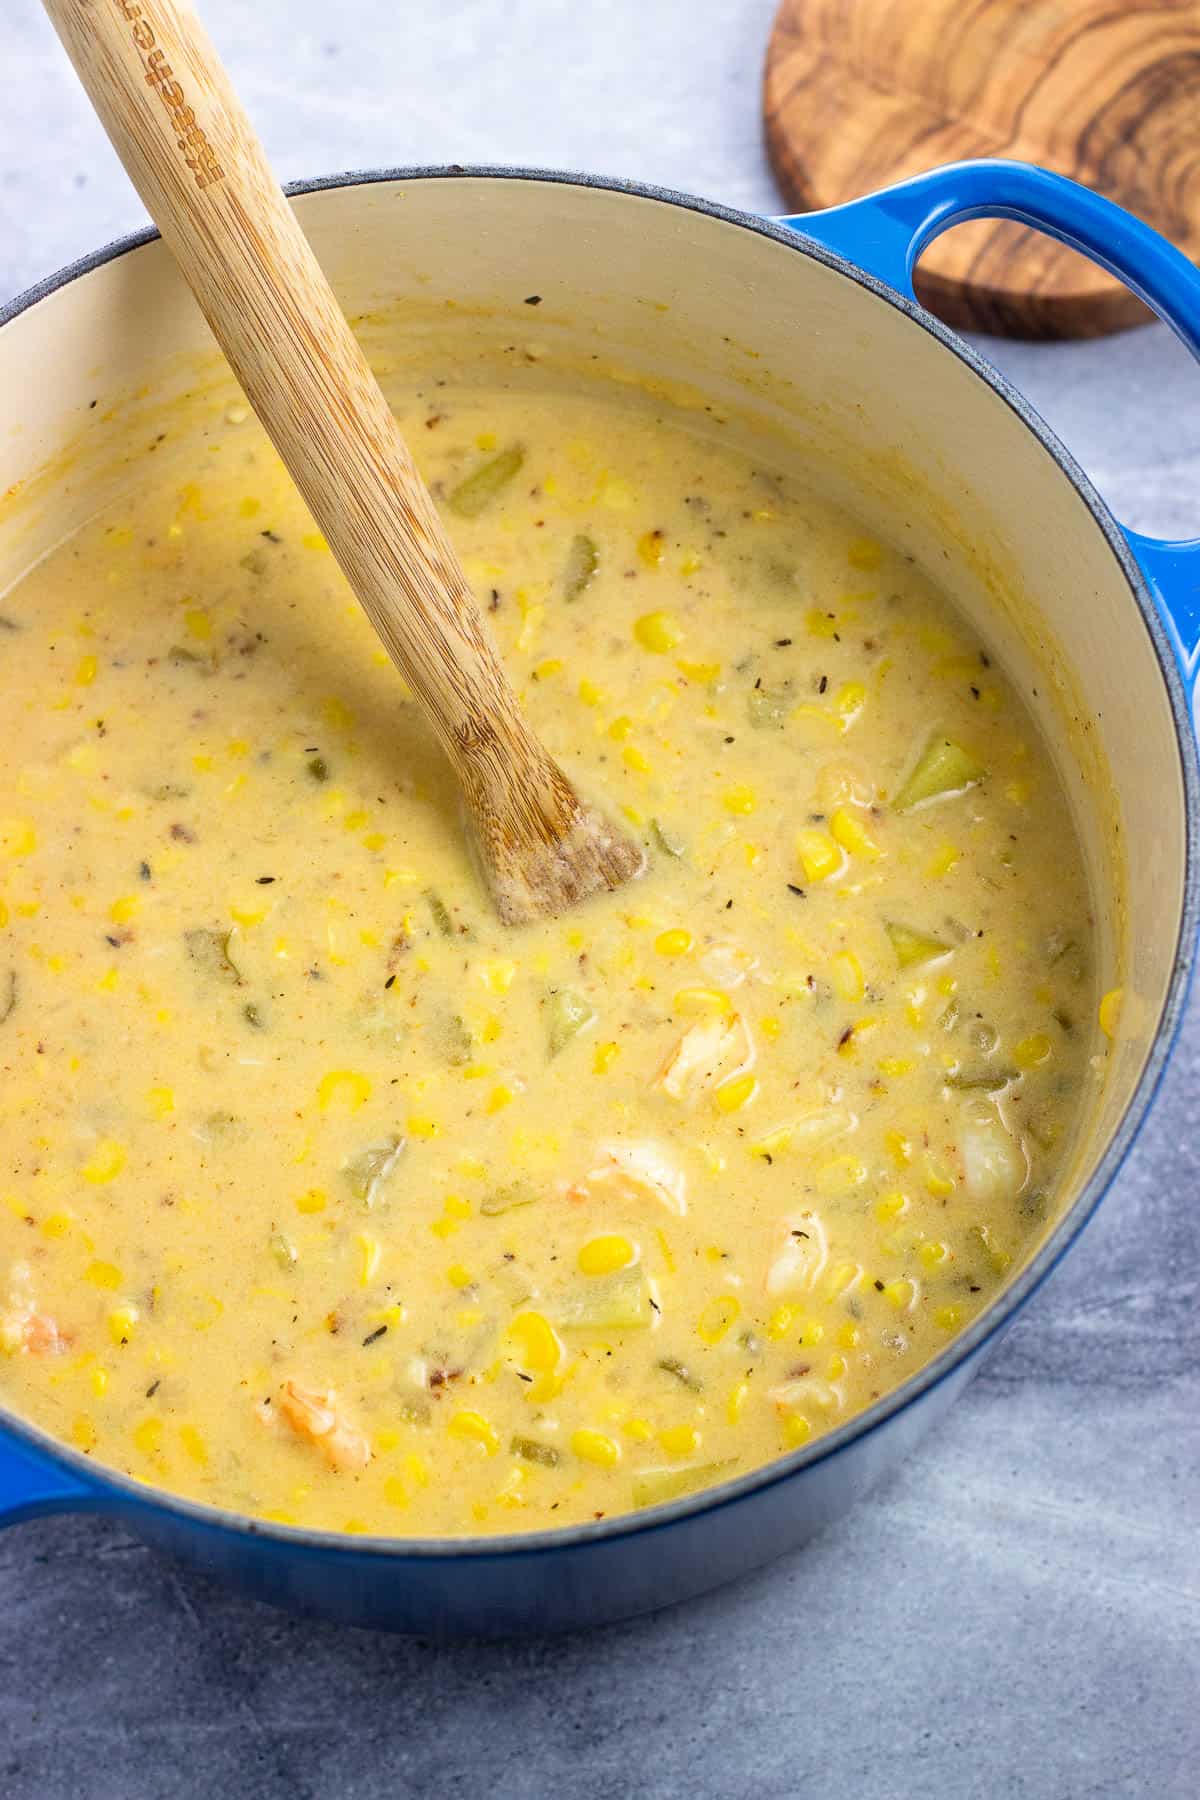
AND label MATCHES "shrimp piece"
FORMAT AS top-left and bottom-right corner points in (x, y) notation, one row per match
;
(277, 1379), (371, 1471)
(0, 1265), (70, 1356)
(654, 1012), (754, 1102)
(764, 1210), (829, 1297)
(697, 940), (757, 991)
(0, 1304), (71, 1356)
(769, 1374), (842, 1415)
(570, 1139), (687, 1216)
